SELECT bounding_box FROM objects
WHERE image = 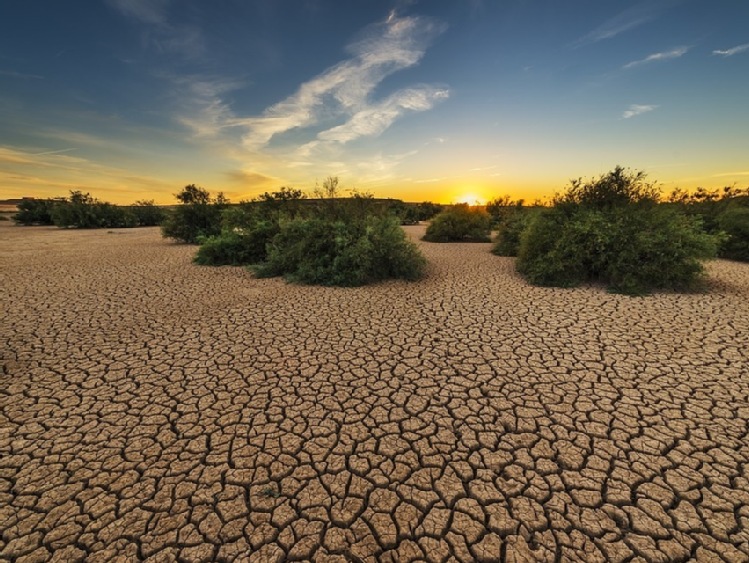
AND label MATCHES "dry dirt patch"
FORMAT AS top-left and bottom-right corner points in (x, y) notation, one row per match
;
(1, 222), (748, 562)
